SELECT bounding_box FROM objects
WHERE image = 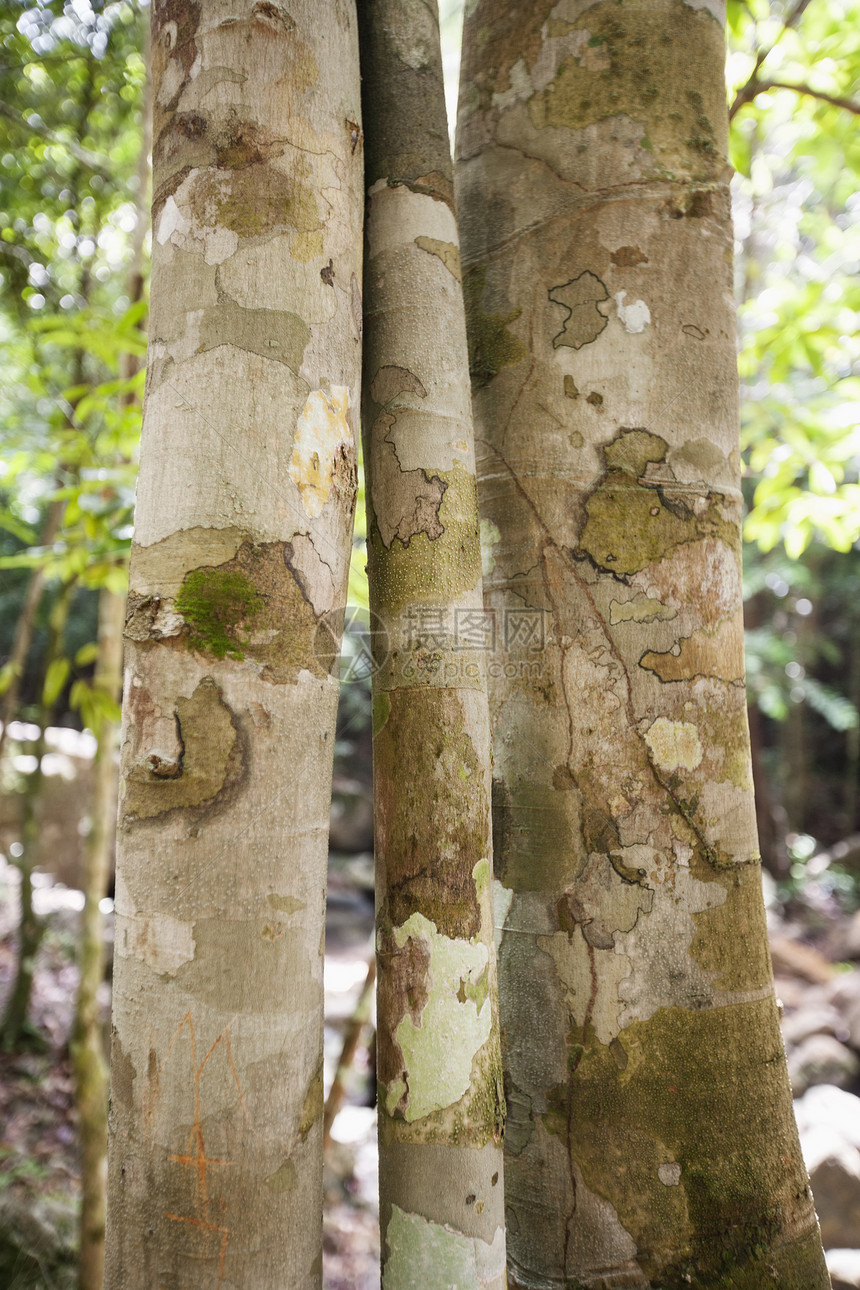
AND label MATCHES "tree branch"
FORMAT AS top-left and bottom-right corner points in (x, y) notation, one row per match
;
(756, 78), (860, 114)
(730, 76), (860, 119)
